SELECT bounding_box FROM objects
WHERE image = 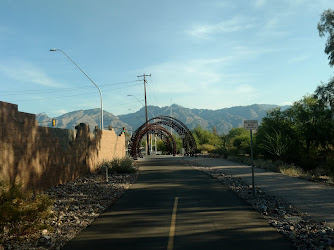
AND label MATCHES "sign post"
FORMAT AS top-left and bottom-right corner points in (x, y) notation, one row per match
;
(244, 120), (258, 196)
